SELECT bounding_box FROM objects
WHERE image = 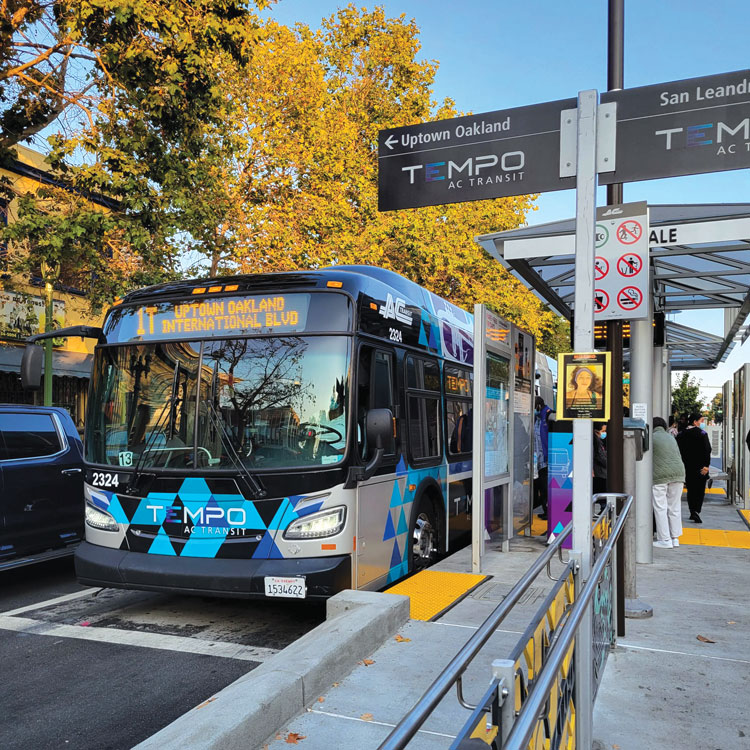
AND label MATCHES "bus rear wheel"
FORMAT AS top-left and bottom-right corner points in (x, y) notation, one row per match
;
(411, 498), (438, 572)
